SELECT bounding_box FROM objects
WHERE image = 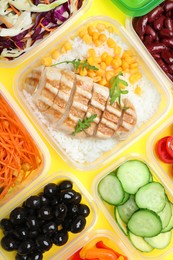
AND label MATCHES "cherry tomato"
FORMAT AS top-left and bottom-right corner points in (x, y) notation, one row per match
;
(166, 136), (173, 158)
(155, 136), (173, 164)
